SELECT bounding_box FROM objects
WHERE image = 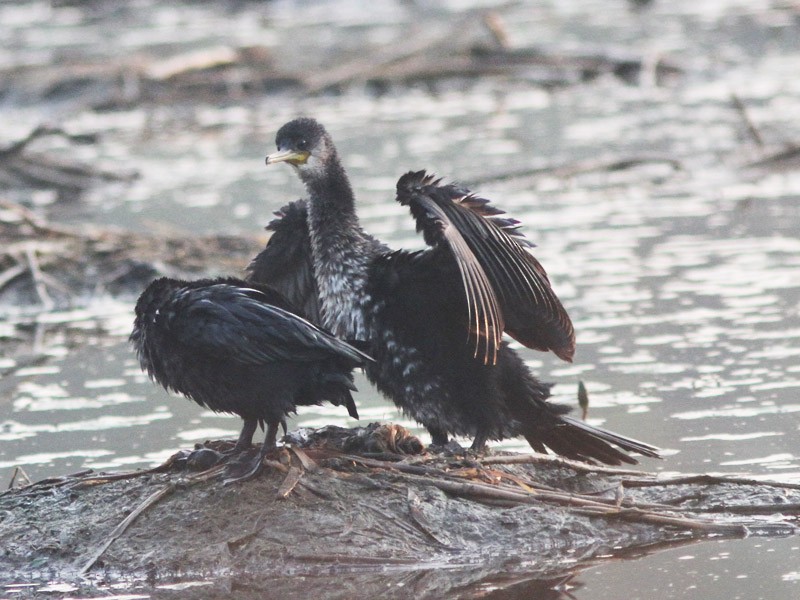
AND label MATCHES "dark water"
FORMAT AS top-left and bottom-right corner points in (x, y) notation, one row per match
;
(2, 0), (800, 597)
